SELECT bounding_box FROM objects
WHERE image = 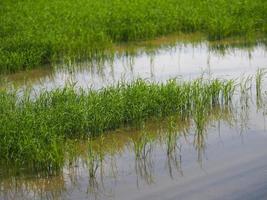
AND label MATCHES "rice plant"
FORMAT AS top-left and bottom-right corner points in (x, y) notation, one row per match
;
(0, 90), (257, 194)
(1, 0), (266, 73)
(0, 76), (253, 171)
